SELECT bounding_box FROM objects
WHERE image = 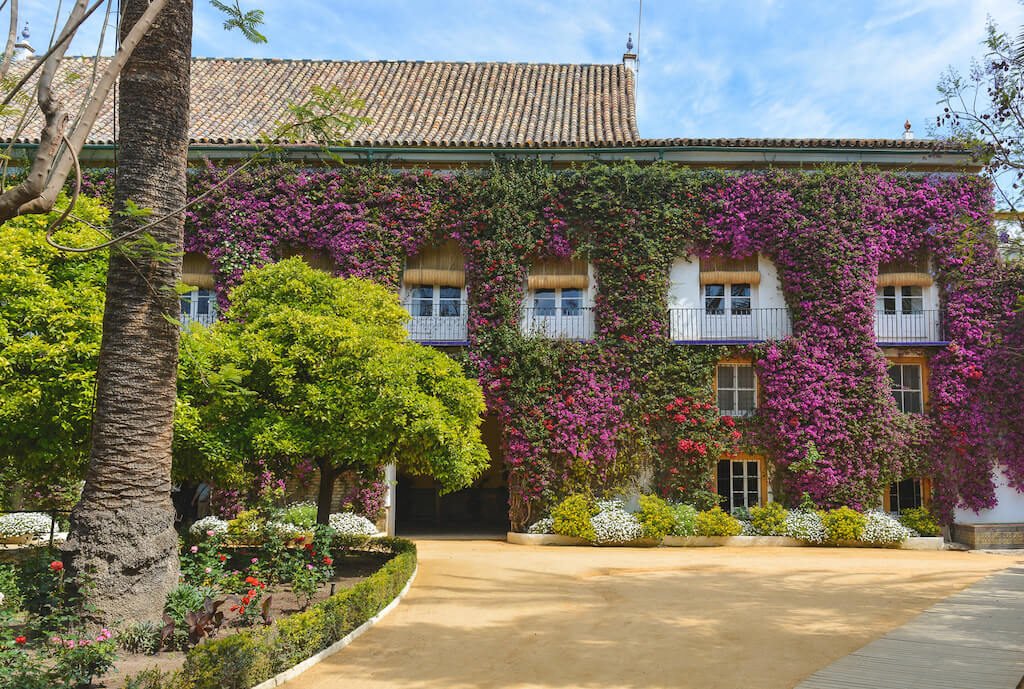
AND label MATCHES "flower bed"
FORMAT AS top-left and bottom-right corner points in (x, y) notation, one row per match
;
(122, 537), (416, 689)
(0, 513), (55, 543)
(508, 533), (944, 550)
